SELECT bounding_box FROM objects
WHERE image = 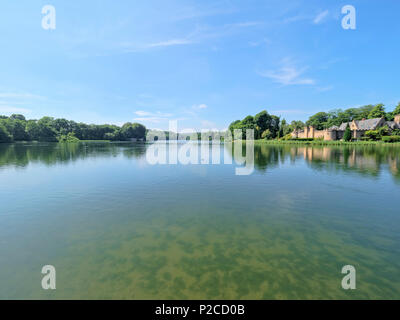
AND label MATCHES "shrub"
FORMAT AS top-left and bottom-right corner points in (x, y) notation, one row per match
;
(343, 126), (352, 141)
(382, 136), (400, 143)
(365, 129), (380, 141)
(291, 138), (314, 141)
(281, 133), (293, 141)
(58, 132), (80, 143)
